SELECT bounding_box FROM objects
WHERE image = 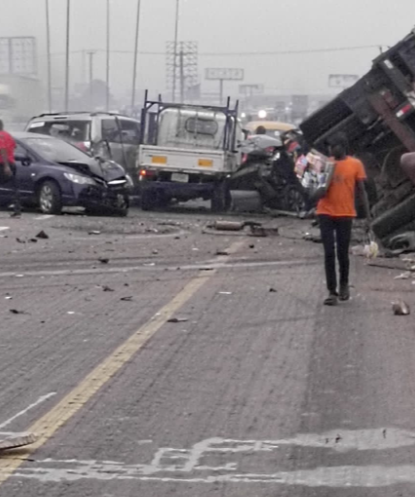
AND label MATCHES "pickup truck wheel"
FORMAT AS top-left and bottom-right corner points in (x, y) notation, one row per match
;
(211, 181), (230, 213)
(38, 180), (62, 215)
(141, 188), (155, 211)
